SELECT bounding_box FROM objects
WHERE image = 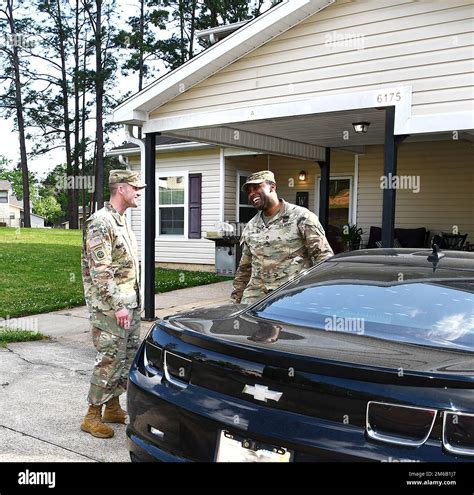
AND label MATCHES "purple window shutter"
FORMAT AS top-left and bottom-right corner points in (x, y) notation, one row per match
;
(188, 173), (202, 239)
